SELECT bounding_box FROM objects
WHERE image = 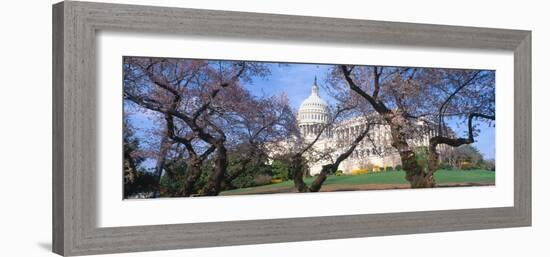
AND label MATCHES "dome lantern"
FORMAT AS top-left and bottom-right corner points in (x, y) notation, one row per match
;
(311, 76), (319, 95)
(297, 77), (330, 126)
